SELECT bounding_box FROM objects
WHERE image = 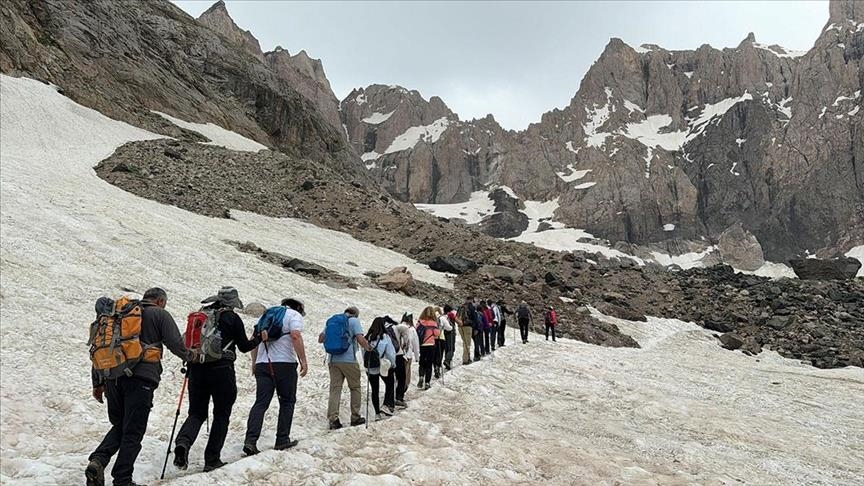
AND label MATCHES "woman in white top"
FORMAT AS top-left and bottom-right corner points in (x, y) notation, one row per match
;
(364, 317), (397, 420)
(397, 313), (420, 393)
